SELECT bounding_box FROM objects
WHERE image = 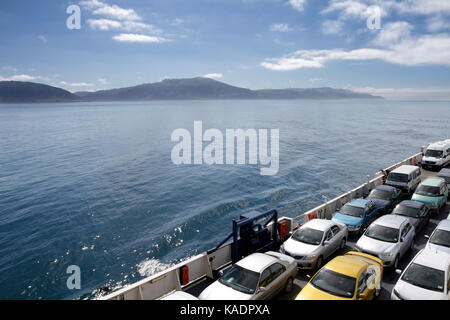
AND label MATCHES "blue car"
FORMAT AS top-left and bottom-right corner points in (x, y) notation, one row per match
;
(365, 185), (402, 213)
(331, 199), (380, 236)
